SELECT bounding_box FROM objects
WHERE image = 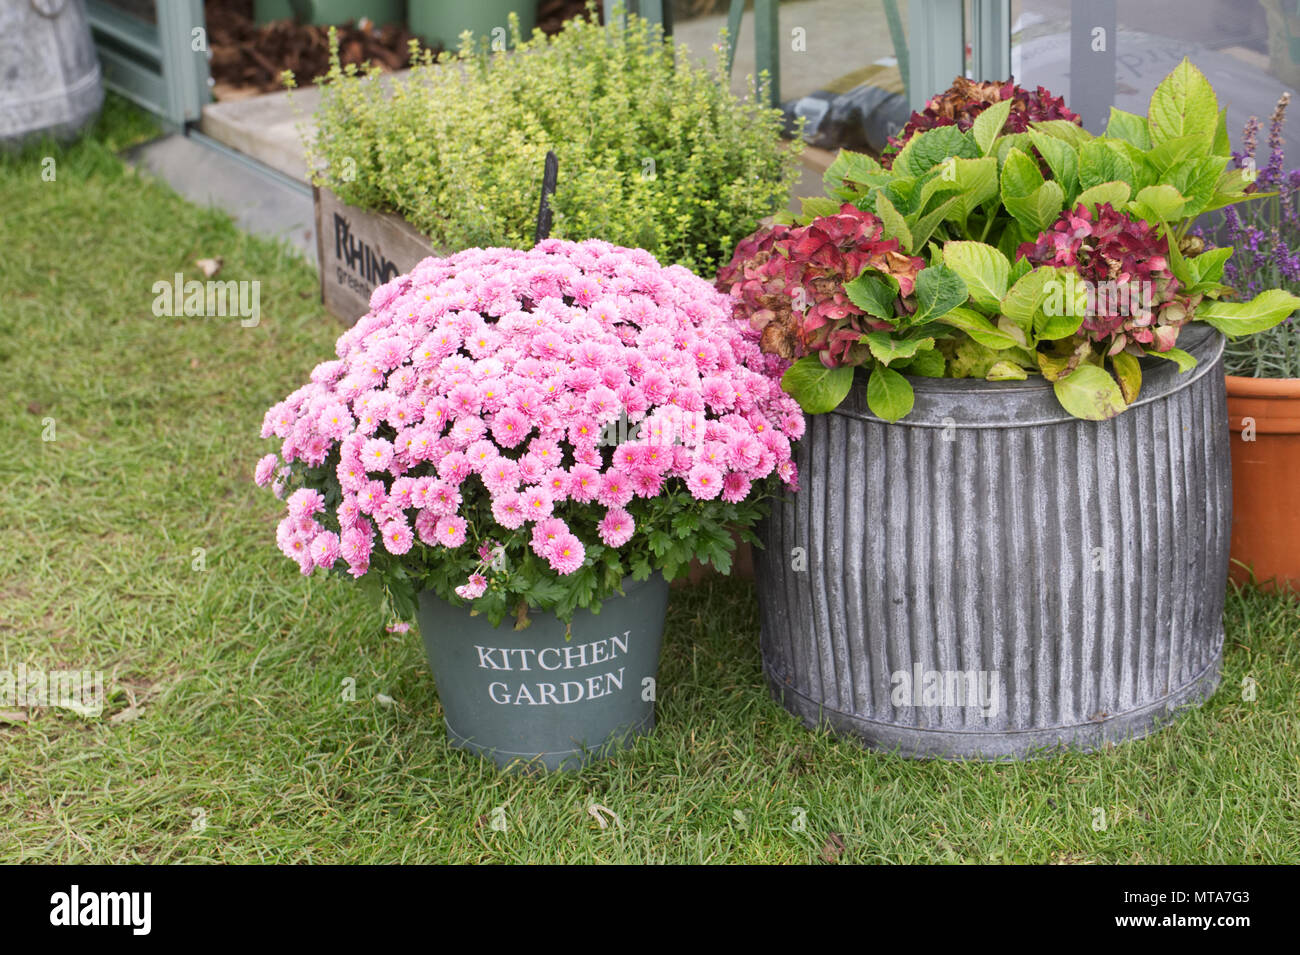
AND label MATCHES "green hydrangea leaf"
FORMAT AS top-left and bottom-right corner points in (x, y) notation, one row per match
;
(780, 356), (855, 414)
